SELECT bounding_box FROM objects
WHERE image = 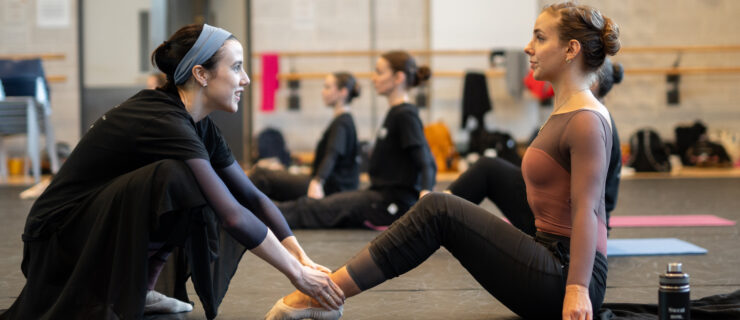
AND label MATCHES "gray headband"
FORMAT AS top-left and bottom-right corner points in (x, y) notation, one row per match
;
(173, 24), (232, 85)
